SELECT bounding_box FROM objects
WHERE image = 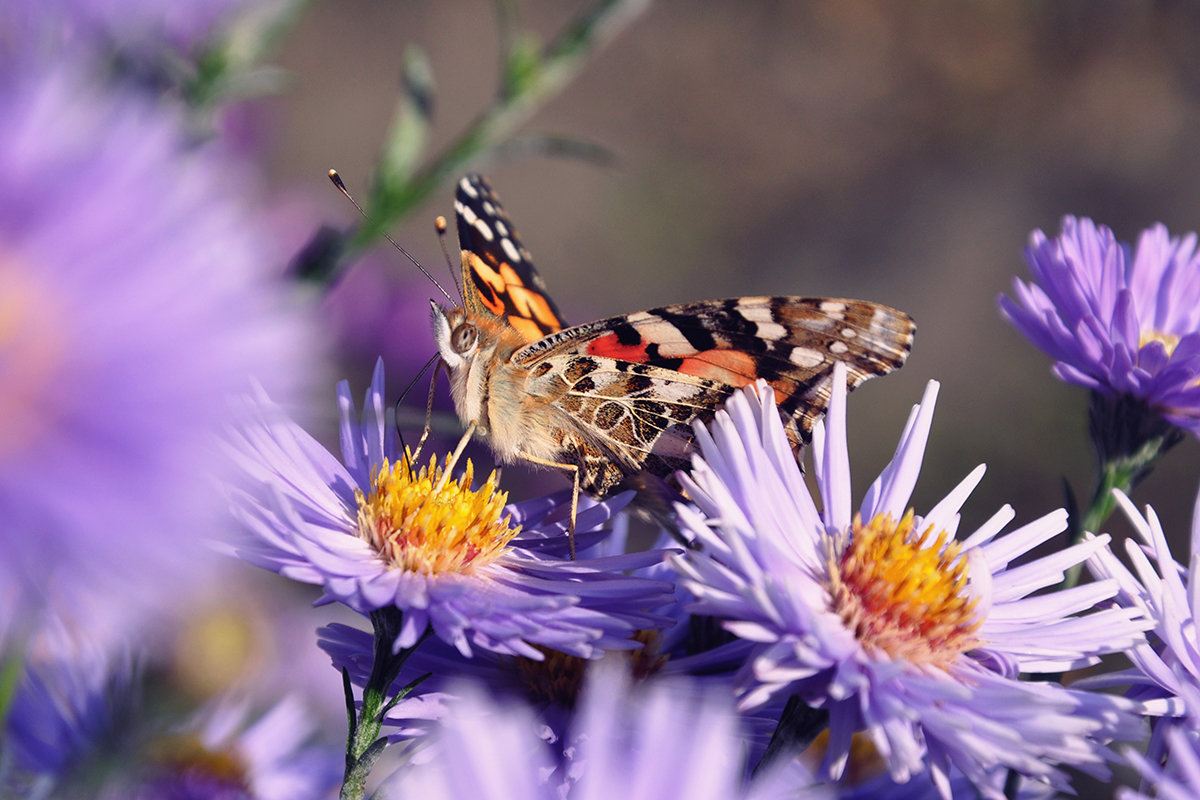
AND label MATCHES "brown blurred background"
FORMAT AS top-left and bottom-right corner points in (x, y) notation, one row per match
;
(263, 0), (1200, 548)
